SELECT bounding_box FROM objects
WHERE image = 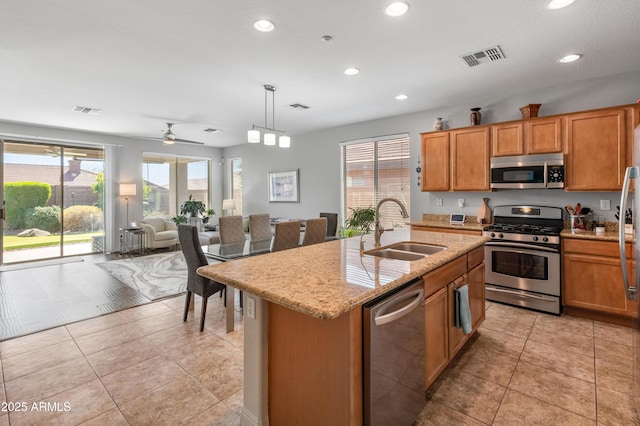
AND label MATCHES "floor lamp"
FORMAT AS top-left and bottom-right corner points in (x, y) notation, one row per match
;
(120, 183), (137, 227)
(222, 199), (236, 216)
